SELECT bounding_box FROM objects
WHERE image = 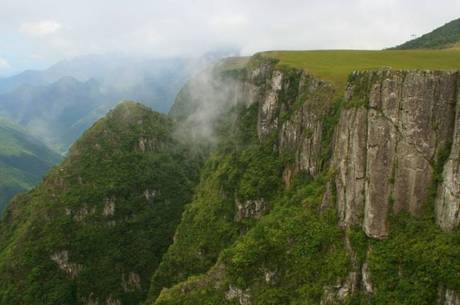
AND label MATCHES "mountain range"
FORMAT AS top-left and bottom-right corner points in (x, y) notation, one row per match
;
(0, 19), (459, 305)
(0, 51), (235, 213)
(0, 54), (218, 152)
